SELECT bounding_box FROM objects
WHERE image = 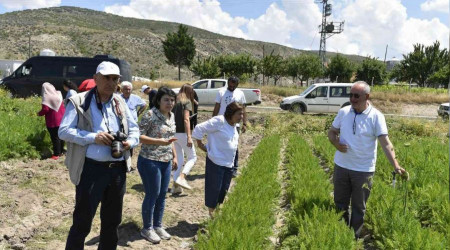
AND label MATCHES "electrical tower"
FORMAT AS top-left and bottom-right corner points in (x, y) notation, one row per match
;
(316, 0), (344, 66)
